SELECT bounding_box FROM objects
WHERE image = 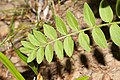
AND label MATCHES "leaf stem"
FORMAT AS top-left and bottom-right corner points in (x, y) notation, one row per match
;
(41, 21), (120, 47)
